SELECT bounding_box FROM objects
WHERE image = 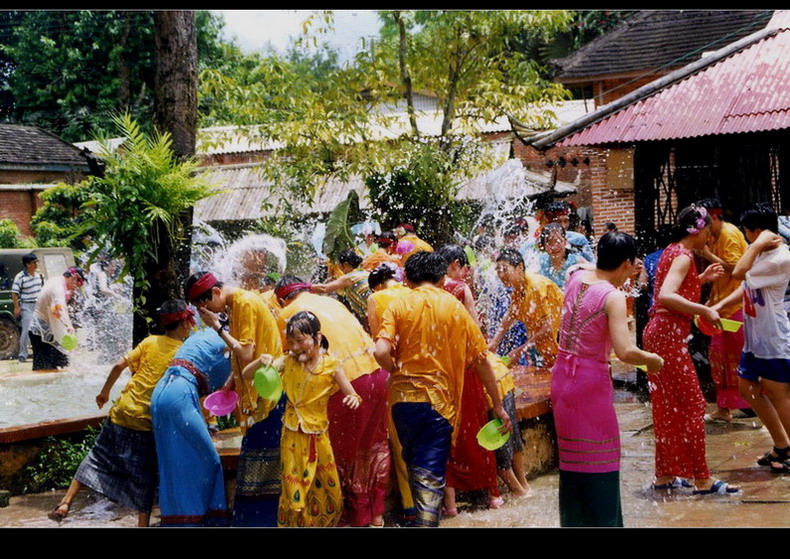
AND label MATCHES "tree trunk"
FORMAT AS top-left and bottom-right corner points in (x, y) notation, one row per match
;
(153, 10), (197, 160)
(132, 11), (198, 345)
(116, 12), (132, 109)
